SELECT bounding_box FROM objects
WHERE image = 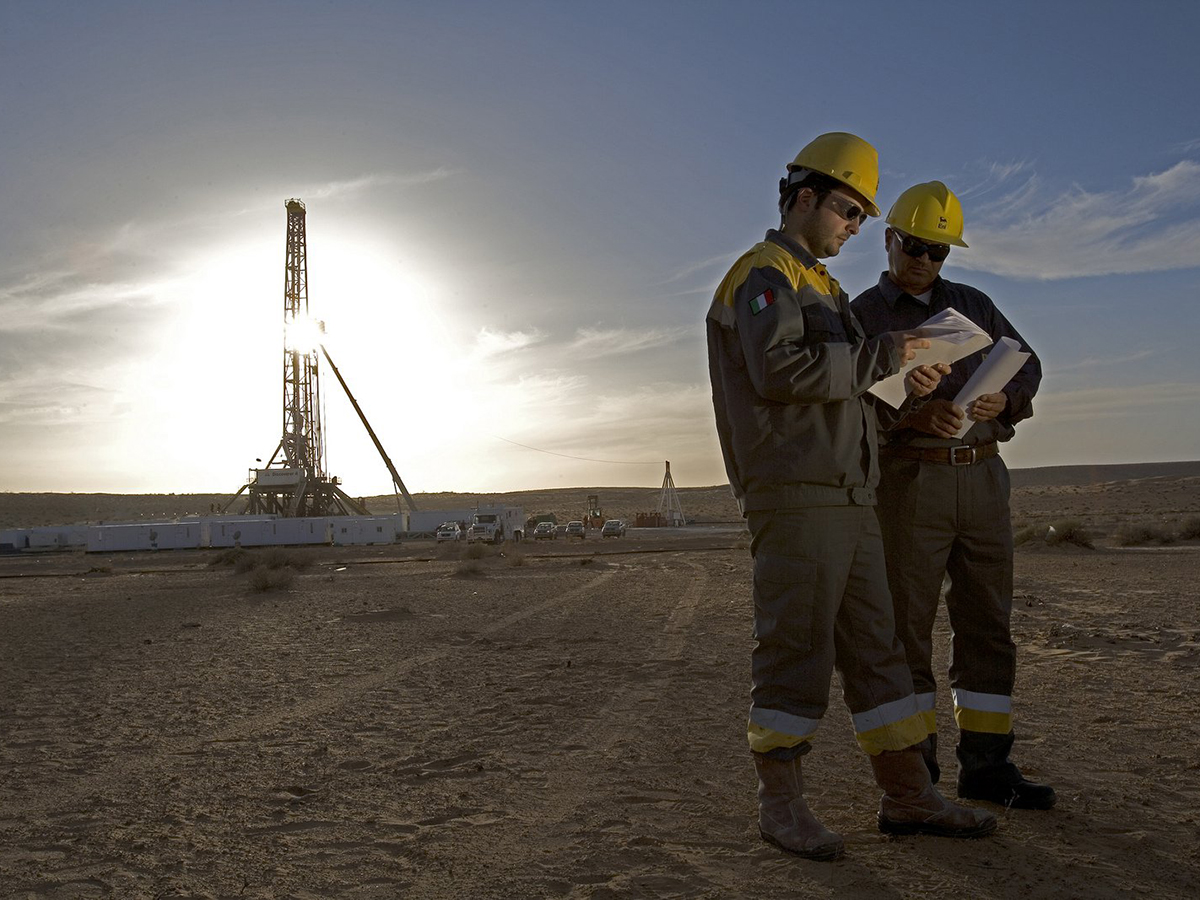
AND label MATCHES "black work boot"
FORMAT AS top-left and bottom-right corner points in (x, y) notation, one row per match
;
(753, 749), (844, 860)
(918, 732), (941, 784)
(956, 730), (1056, 810)
(869, 748), (997, 838)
